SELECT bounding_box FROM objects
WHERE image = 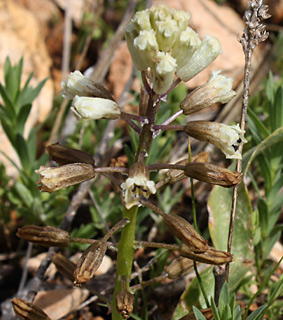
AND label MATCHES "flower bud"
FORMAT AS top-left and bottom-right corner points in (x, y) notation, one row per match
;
(162, 214), (208, 253)
(166, 257), (194, 280)
(177, 35), (222, 82)
(11, 298), (52, 320)
(180, 308), (213, 320)
(52, 253), (76, 281)
(185, 121), (247, 159)
(73, 240), (107, 285)
(60, 70), (114, 101)
(184, 162), (241, 187)
(35, 163), (96, 192)
(116, 289), (134, 319)
(71, 96), (121, 120)
(180, 245), (233, 265)
(152, 52), (177, 94)
(180, 71), (236, 115)
(46, 143), (94, 166)
(167, 152), (209, 184)
(121, 162), (156, 209)
(16, 226), (70, 247)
